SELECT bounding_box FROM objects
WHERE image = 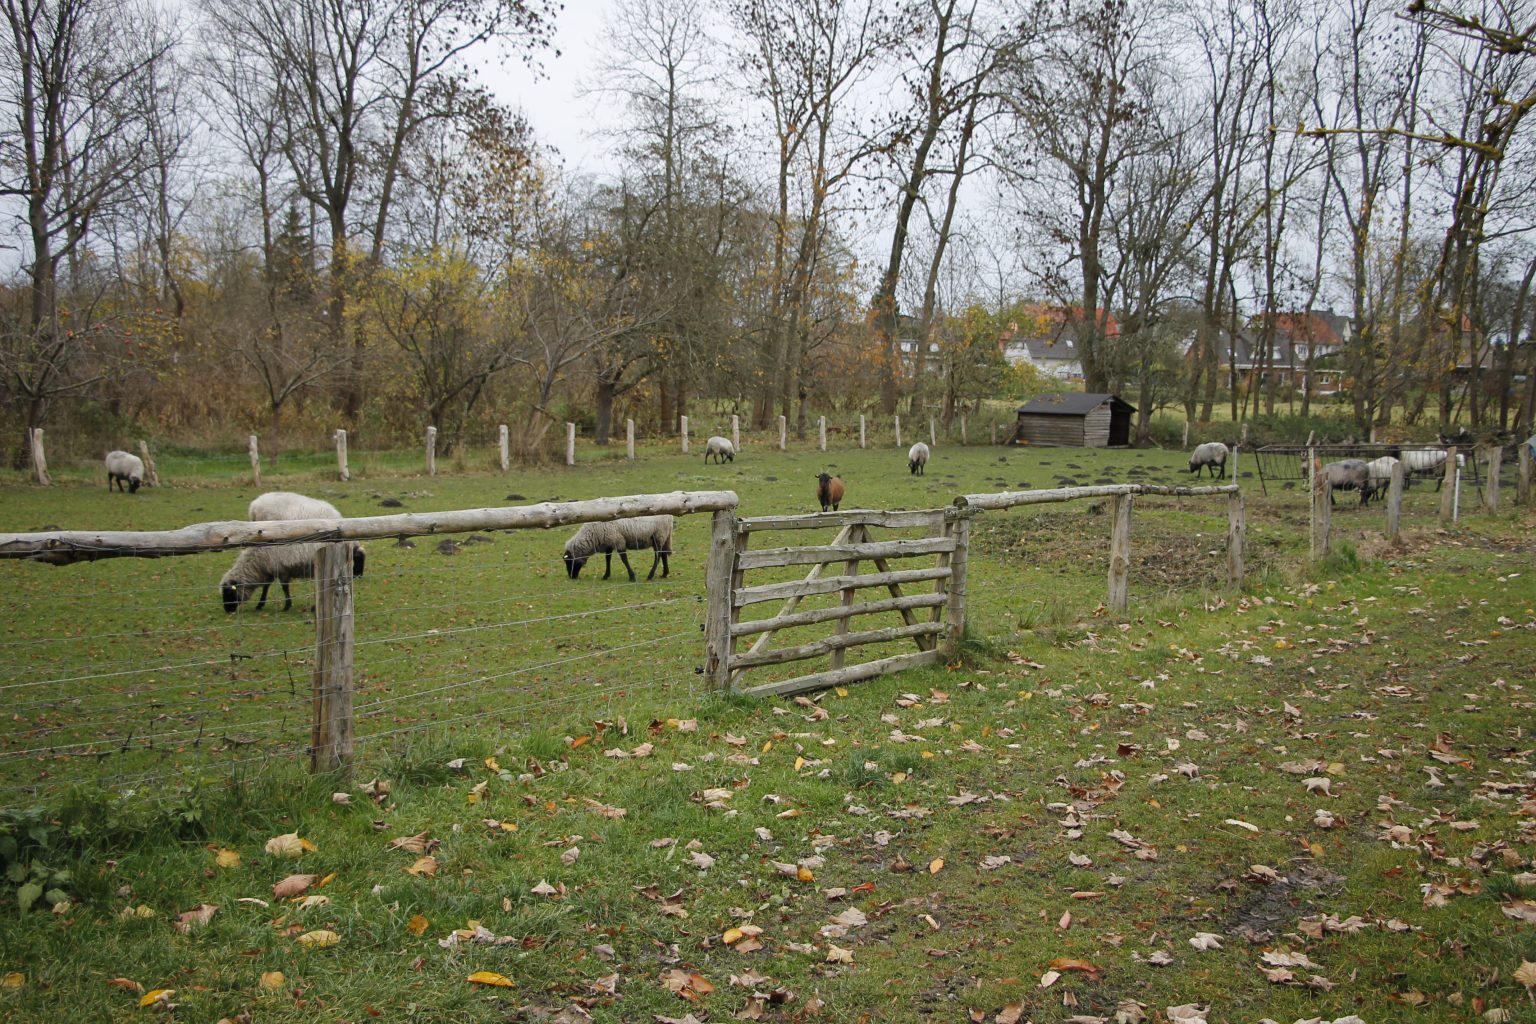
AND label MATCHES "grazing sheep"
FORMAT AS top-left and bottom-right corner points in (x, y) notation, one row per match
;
(105, 450), (145, 493)
(1401, 448), (1450, 489)
(563, 515), (674, 581)
(704, 436), (736, 464)
(1364, 456), (1401, 502)
(816, 472), (844, 512)
(1319, 459), (1372, 506)
(907, 442), (929, 475)
(1187, 442), (1229, 479)
(220, 492), (365, 612)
